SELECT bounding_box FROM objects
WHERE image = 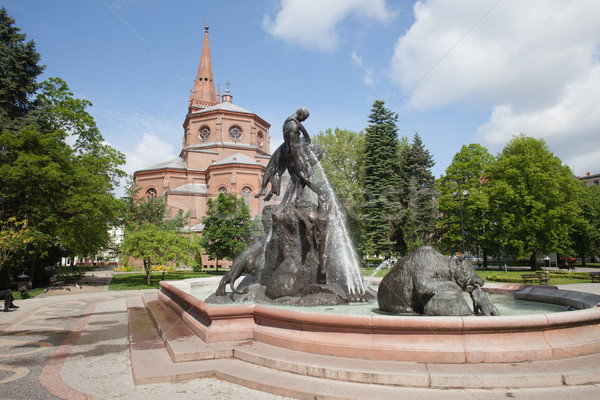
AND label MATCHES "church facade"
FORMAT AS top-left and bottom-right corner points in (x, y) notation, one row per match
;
(133, 26), (271, 266)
